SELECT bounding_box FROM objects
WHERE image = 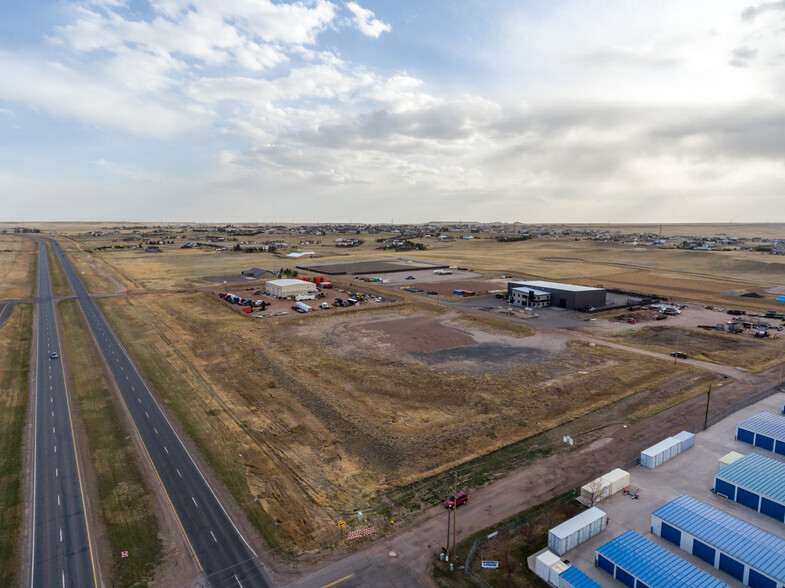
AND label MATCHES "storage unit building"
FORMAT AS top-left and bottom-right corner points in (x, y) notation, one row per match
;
(674, 430), (696, 451)
(714, 452), (785, 523)
(652, 494), (785, 588)
(718, 451), (745, 471)
(602, 469), (631, 495)
(559, 566), (605, 588)
(595, 530), (728, 588)
(265, 279), (318, 298)
(736, 413), (785, 456)
(640, 436), (681, 469)
(536, 550), (562, 583)
(548, 507), (607, 555)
